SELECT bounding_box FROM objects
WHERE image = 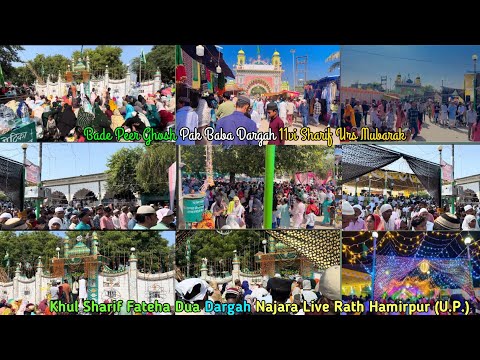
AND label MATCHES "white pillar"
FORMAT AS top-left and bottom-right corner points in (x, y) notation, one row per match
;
(13, 264), (21, 300)
(154, 68), (161, 93)
(57, 70), (62, 96)
(128, 250), (138, 302)
(35, 257), (43, 304)
(232, 255), (240, 283)
(126, 64), (131, 97)
(105, 65), (109, 91)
